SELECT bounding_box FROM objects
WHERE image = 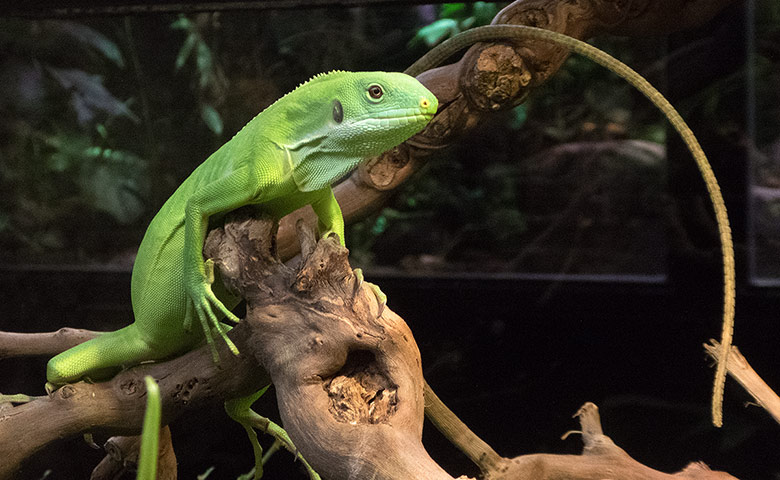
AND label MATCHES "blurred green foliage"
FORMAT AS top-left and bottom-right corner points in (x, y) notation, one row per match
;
(410, 2), (501, 47)
(0, 9), (427, 265)
(0, 19), (147, 261)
